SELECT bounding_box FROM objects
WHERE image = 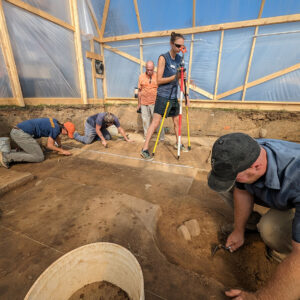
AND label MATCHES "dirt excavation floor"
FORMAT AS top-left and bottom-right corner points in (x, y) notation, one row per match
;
(0, 129), (282, 300)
